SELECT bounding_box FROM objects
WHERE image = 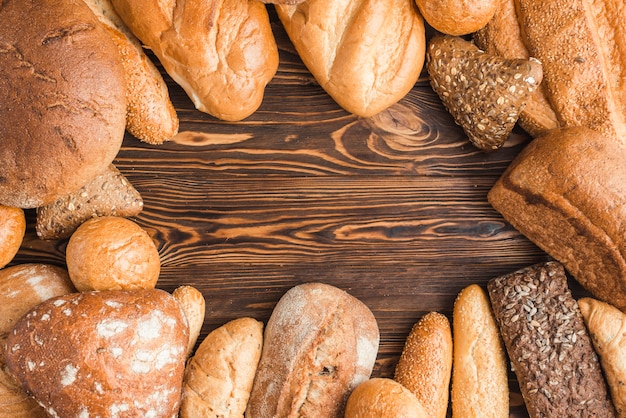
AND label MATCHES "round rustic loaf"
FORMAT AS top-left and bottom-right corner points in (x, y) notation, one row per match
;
(66, 216), (161, 291)
(0, 205), (25, 269)
(0, 0), (127, 208)
(5, 289), (189, 418)
(415, 0), (500, 36)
